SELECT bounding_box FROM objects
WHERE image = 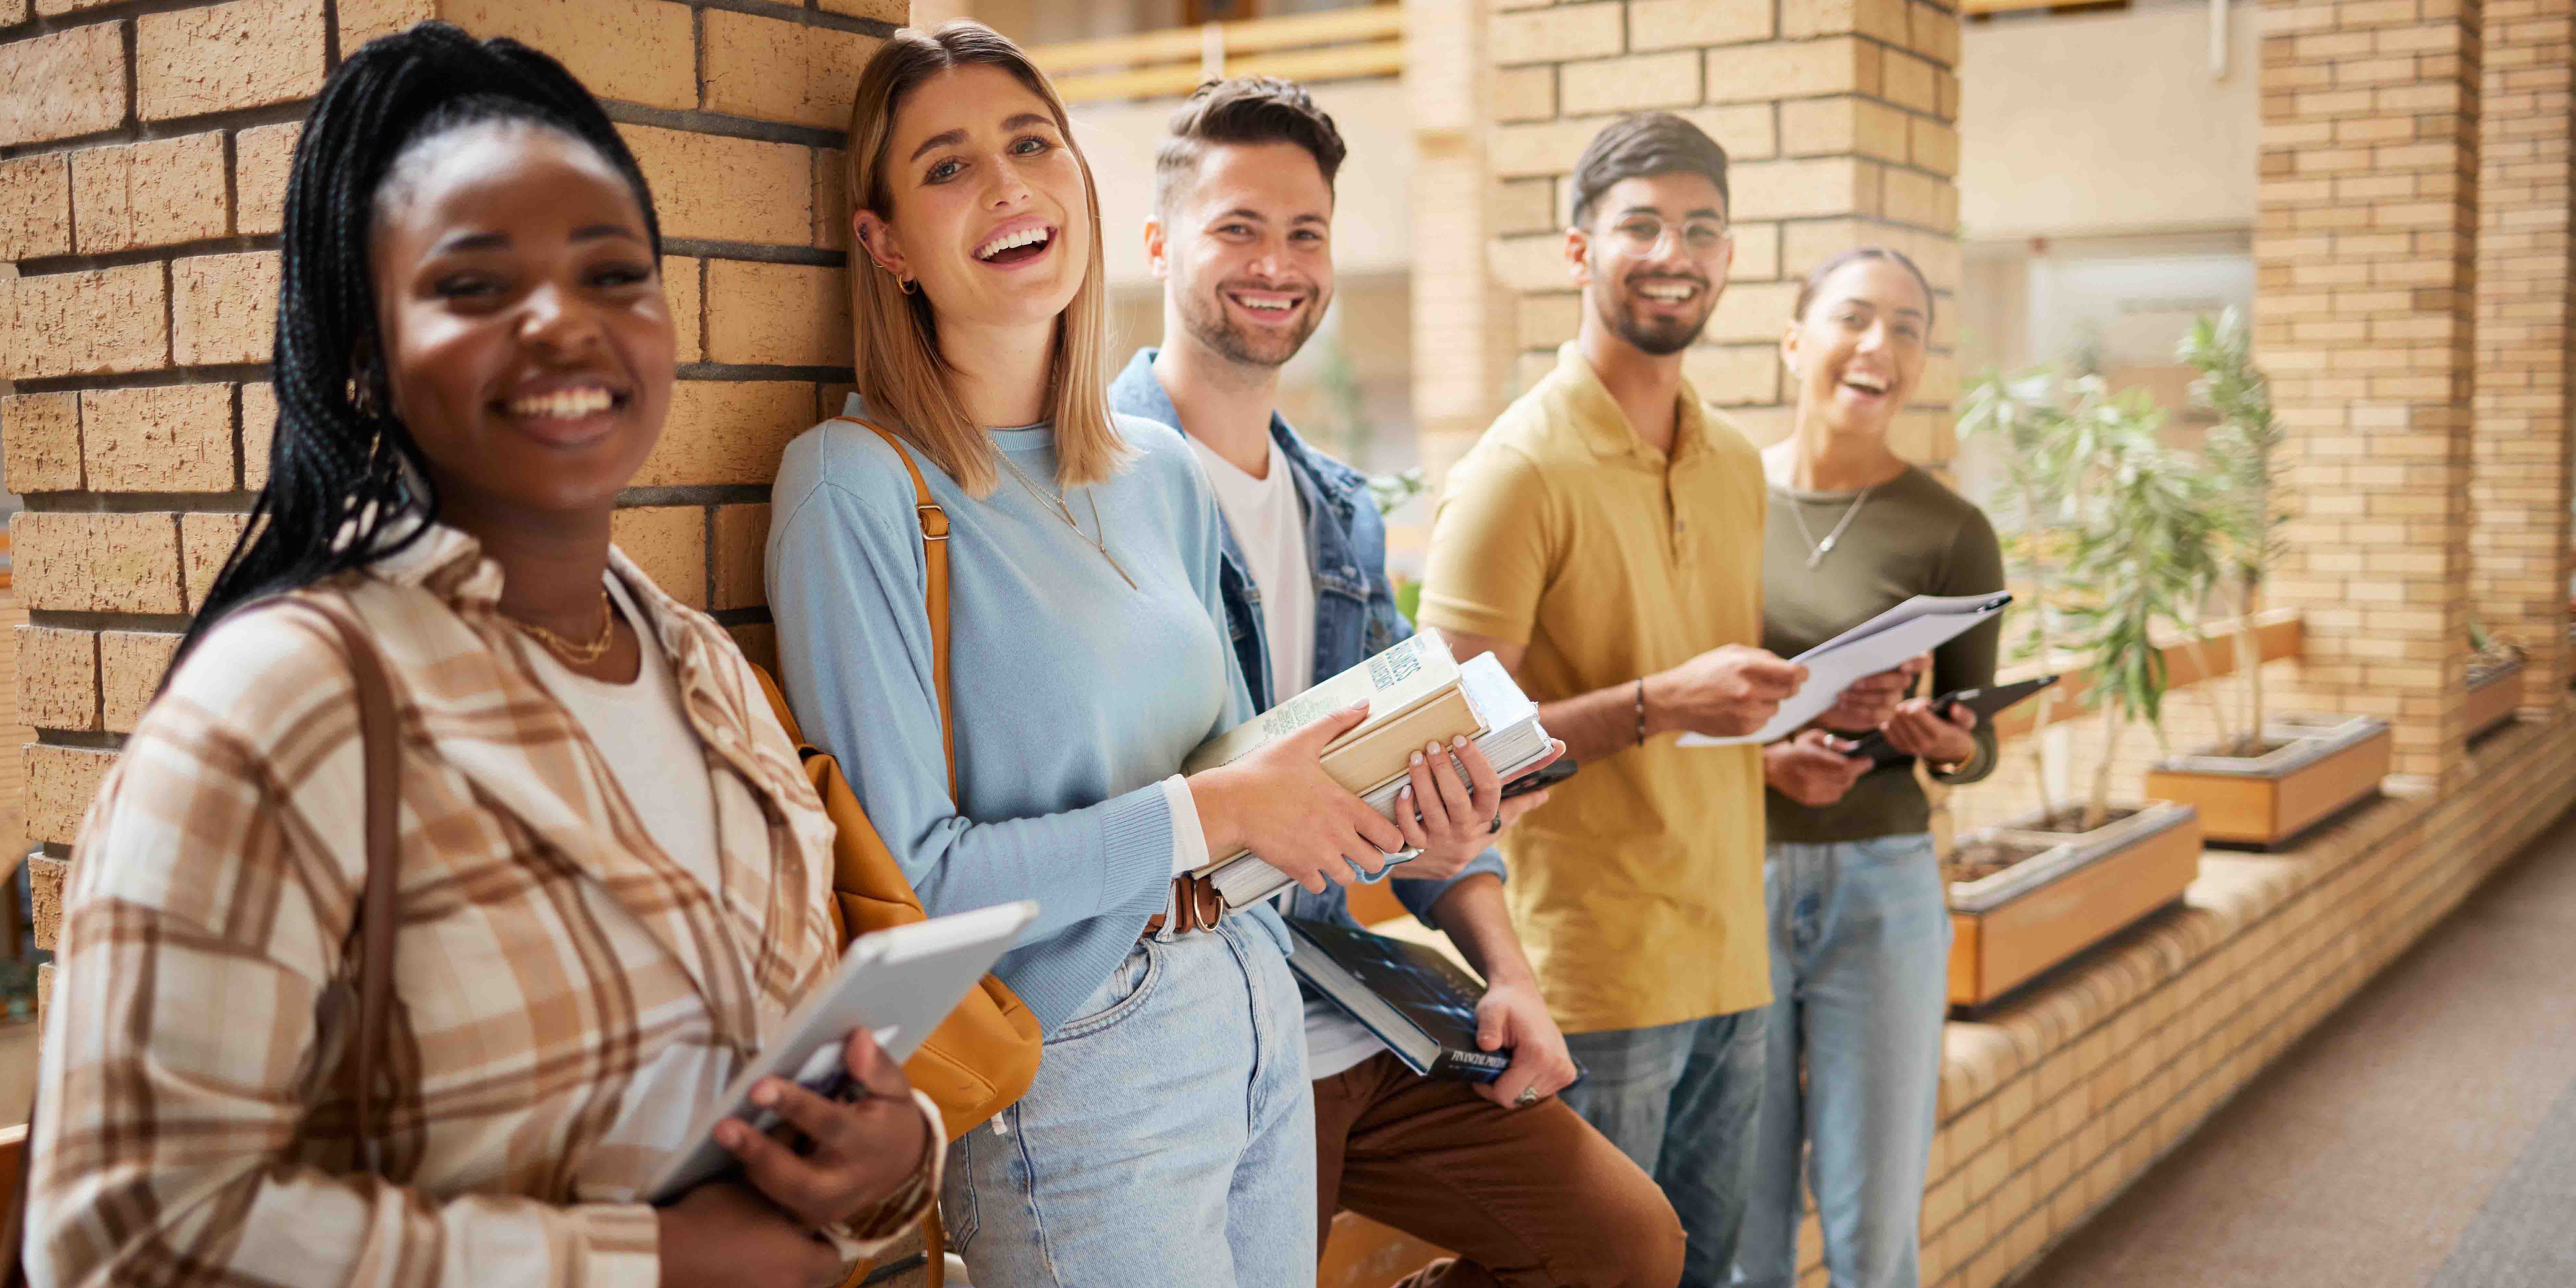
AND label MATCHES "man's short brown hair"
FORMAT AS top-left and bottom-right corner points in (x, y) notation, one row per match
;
(1154, 76), (1347, 215)
(1568, 112), (1731, 226)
